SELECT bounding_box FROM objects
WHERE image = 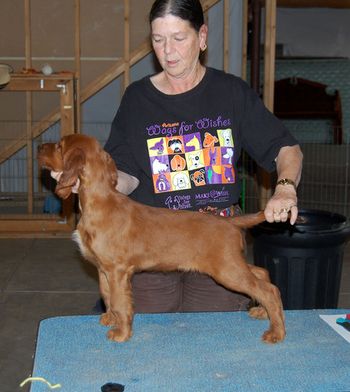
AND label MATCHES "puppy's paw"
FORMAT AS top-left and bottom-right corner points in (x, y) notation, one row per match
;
(107, 327), (132, 343)
(100, 312), (115, 327)
(248, 306), (268, 320)
(261, 328), (285, 344)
